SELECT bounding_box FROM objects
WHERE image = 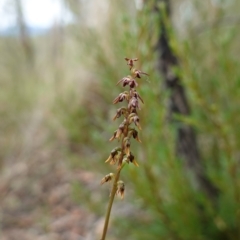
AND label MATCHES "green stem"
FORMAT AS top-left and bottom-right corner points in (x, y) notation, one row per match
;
(101, 167), (122, 240)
